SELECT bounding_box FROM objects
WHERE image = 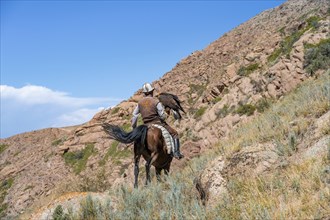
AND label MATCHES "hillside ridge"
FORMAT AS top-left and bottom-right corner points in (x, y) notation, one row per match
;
(0, 0), (329, 218)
